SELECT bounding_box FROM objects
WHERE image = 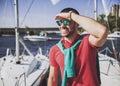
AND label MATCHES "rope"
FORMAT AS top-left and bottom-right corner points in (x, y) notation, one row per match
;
(20, 0), (36, 27)
(99, 47), (113, 54)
